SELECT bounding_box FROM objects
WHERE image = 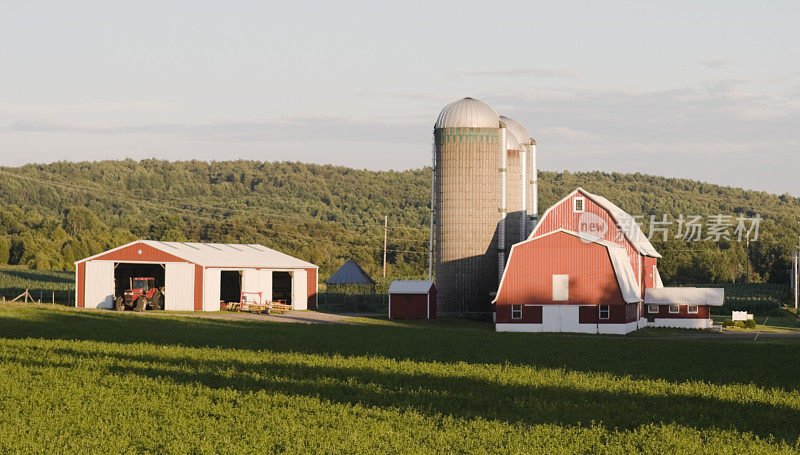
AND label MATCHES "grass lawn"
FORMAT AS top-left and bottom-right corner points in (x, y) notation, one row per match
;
(711, 314), (800, 335)
(1, 304), (799, 453)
